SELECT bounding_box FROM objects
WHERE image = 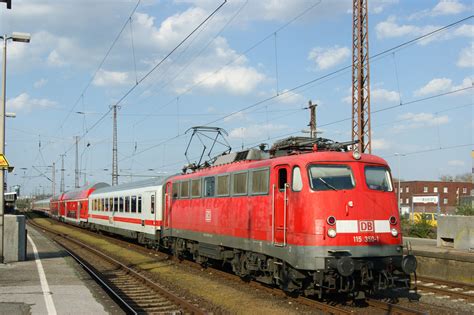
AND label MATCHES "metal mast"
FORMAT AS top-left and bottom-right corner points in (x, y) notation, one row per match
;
(308, 100), (318, 139)
(74, 136), (79, 188)
(352, 0), (371, 154)
(60, 154), (65, 193)
(111, 105), (120, 186)
(52, 162), (55, 197)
